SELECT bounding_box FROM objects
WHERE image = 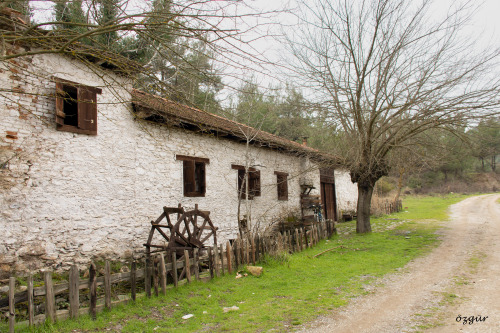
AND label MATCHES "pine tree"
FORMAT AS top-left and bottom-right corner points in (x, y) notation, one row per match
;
(53, 0), (87, 37)
(95, 0), (121, 49)
(6, 0), (32, 19)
